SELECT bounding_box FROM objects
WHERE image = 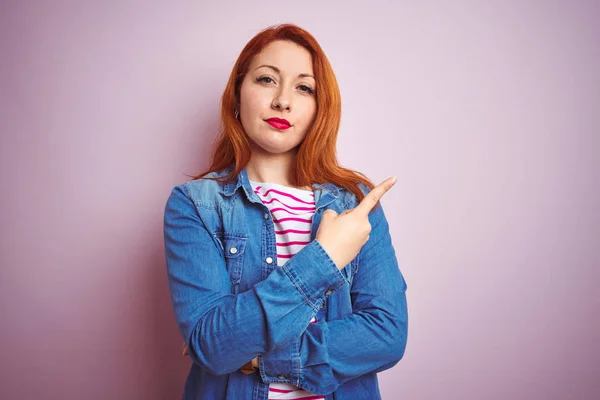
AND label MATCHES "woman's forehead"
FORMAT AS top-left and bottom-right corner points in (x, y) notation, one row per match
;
(250, 41), (313, 74)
